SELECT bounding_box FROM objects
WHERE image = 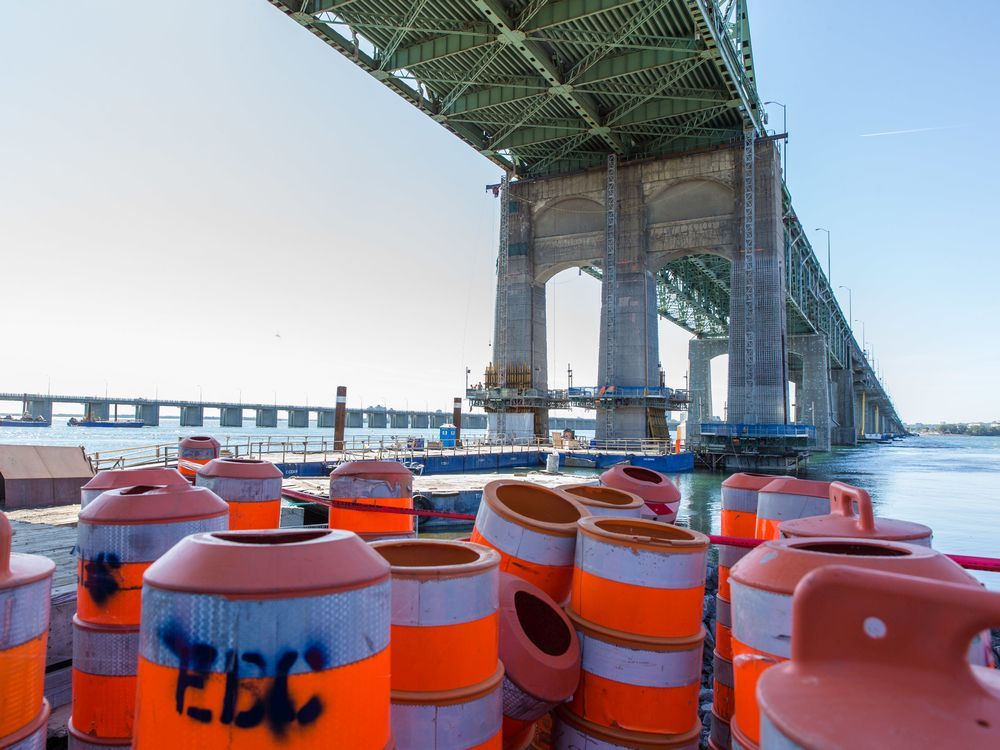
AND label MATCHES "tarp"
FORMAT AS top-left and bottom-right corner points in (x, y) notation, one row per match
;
(0, 445), (93, 509)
